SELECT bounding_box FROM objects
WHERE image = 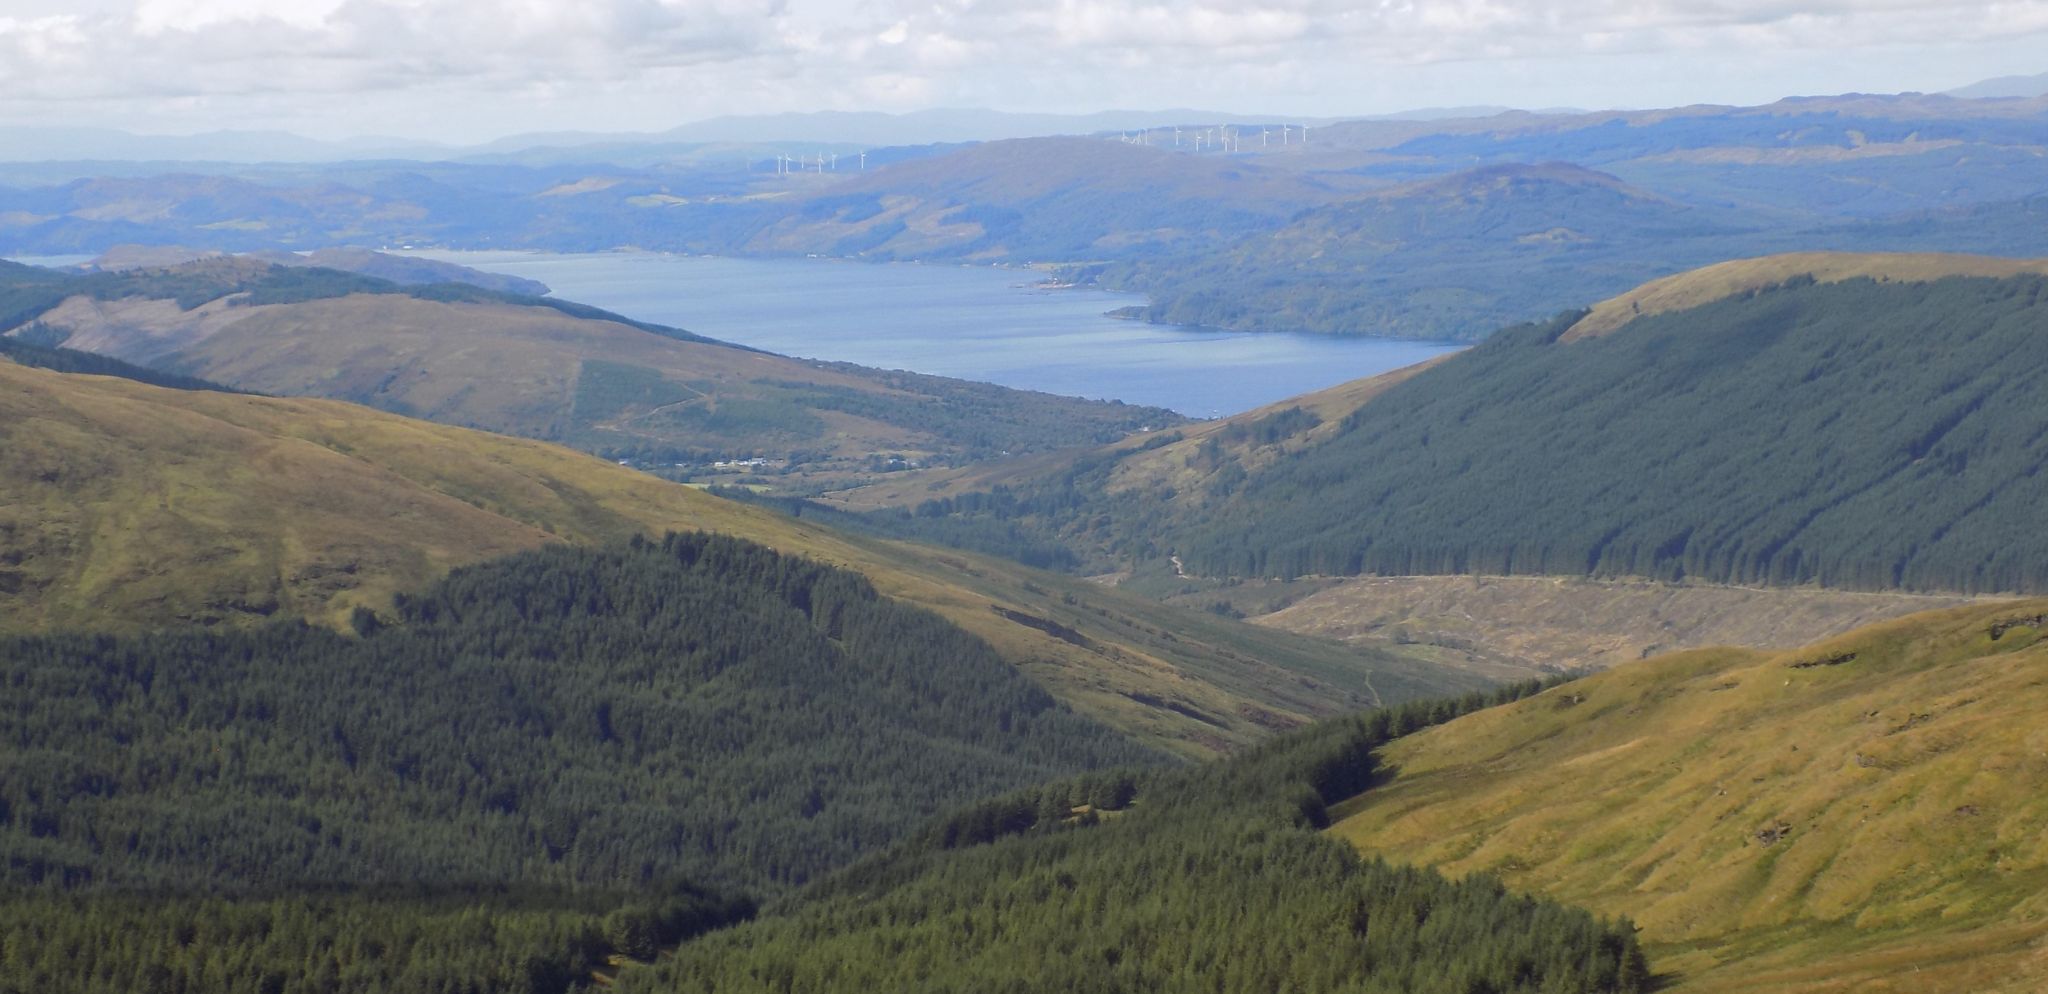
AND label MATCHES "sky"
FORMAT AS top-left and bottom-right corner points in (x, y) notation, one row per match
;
(0, 0), (2044, 144)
